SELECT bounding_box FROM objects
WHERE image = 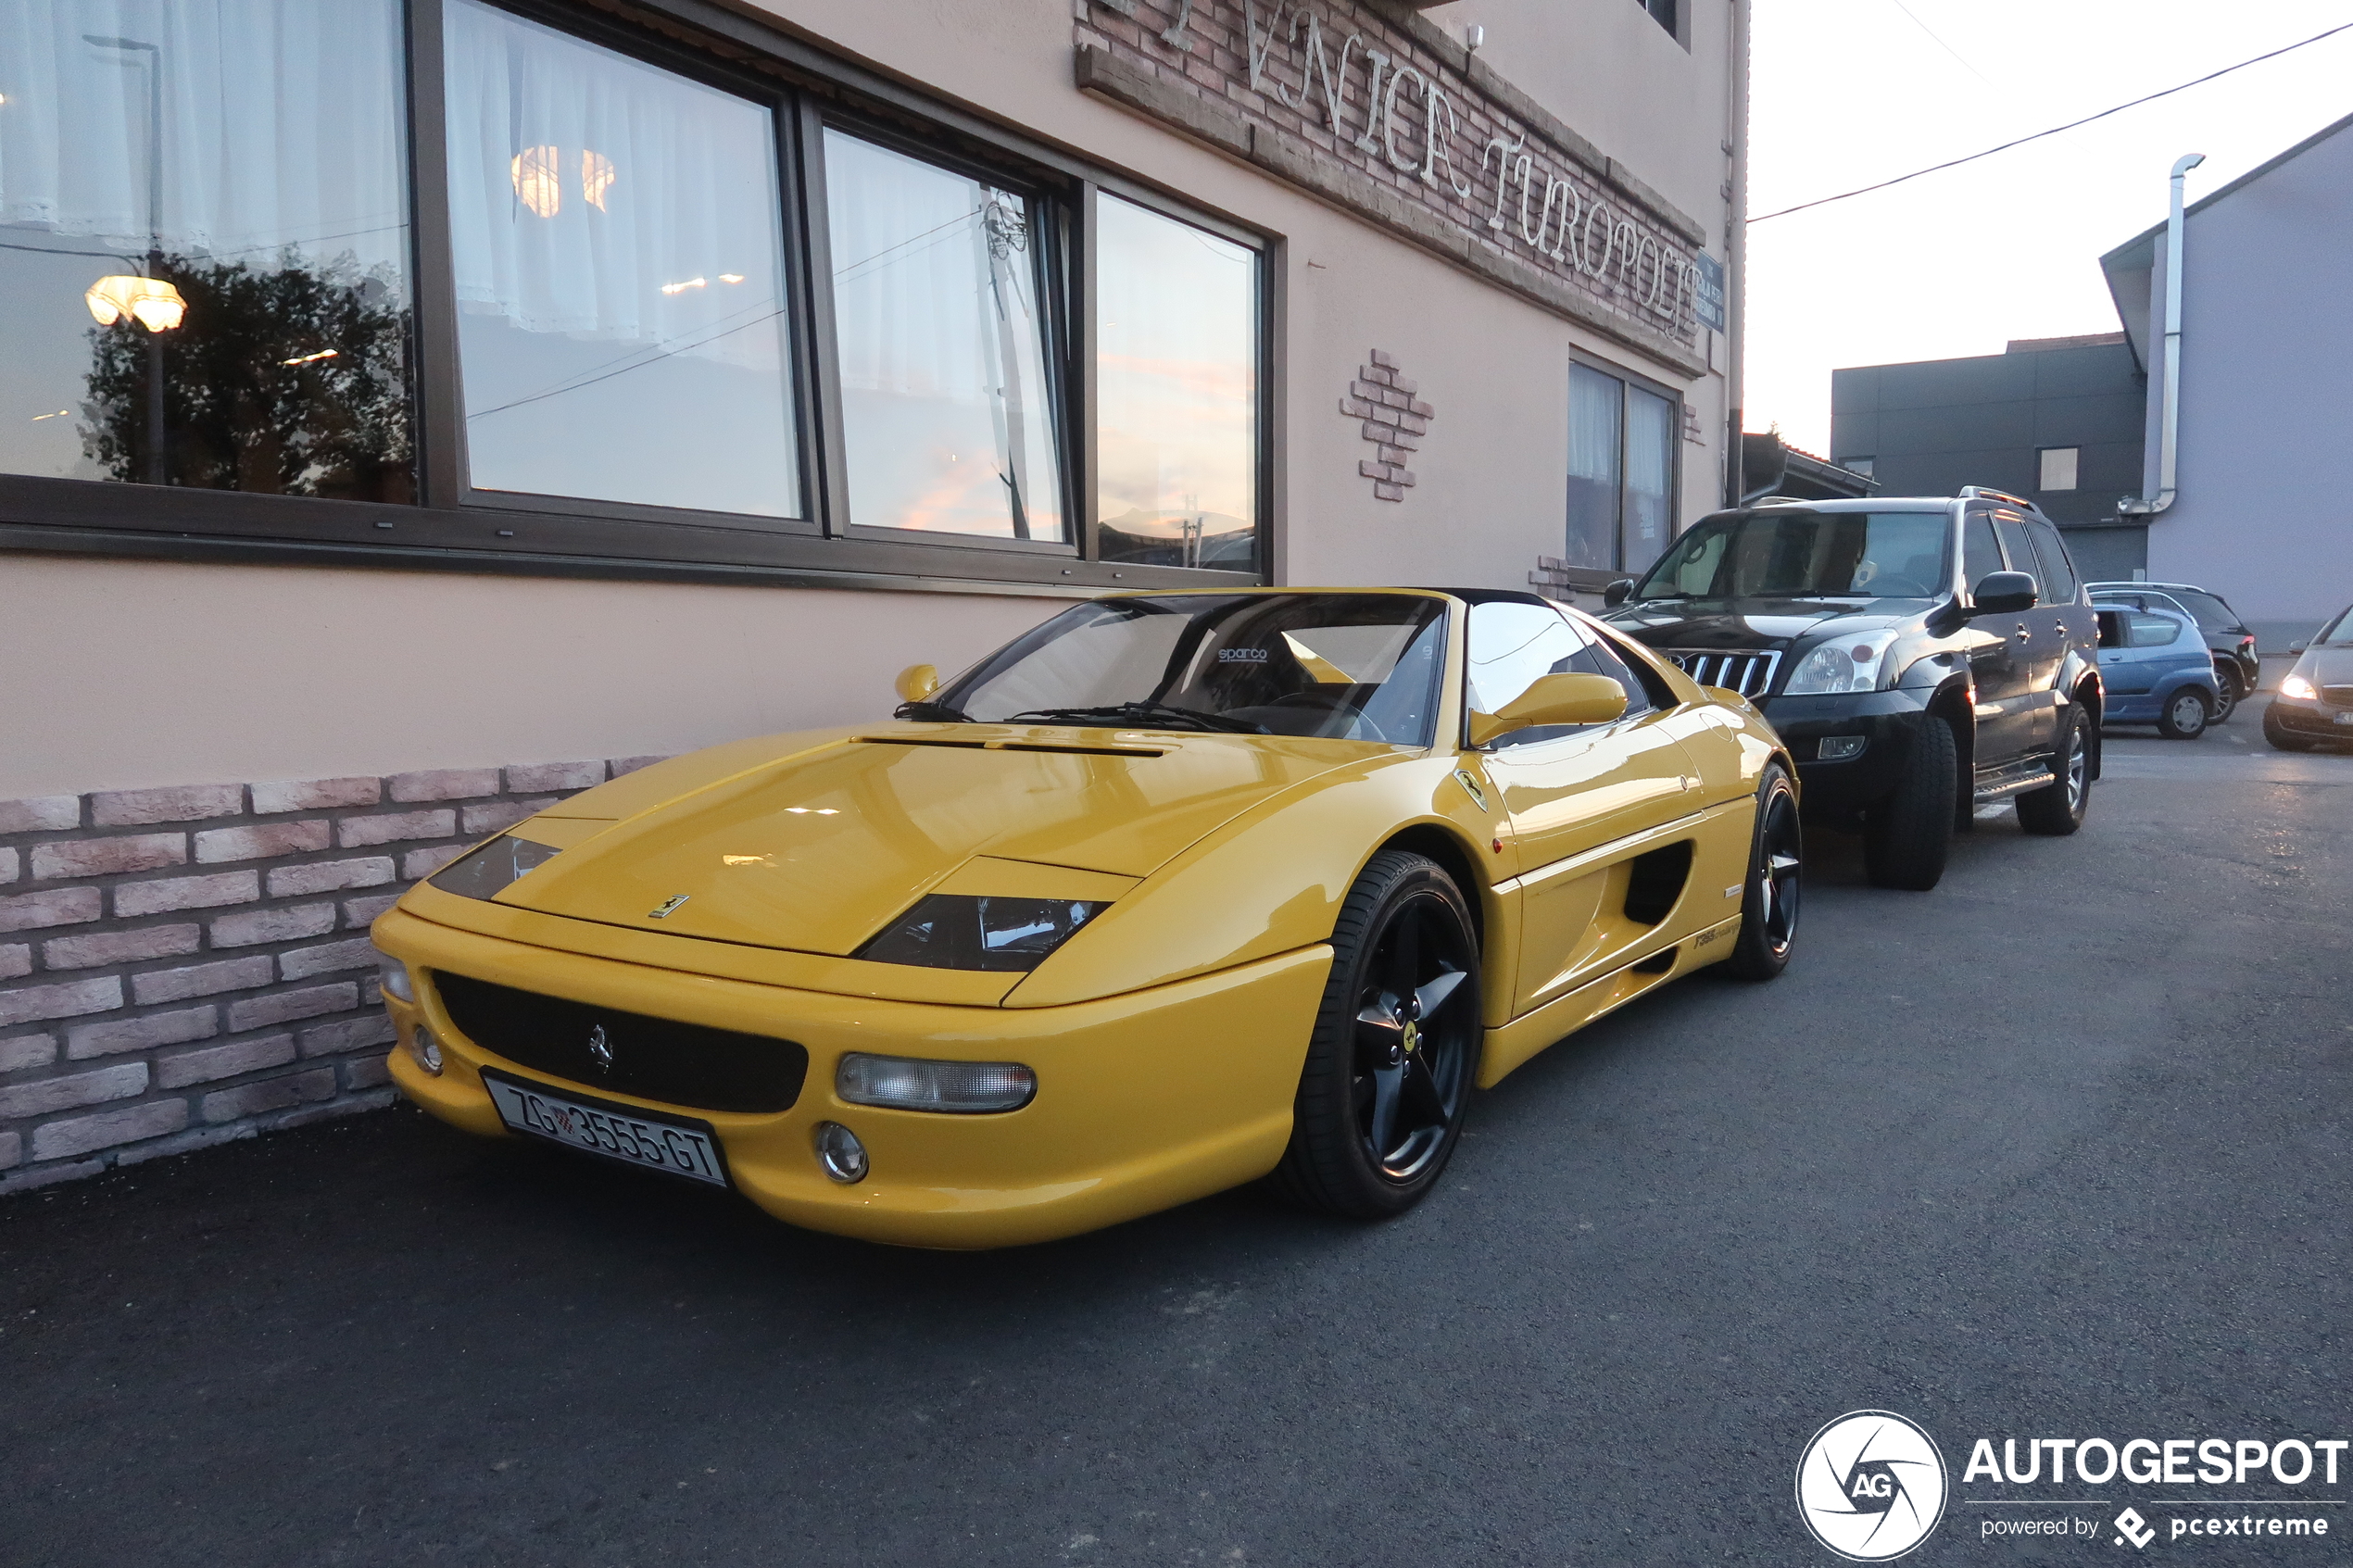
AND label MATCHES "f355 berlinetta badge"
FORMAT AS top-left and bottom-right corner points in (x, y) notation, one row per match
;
(648, 895), (690, 919)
